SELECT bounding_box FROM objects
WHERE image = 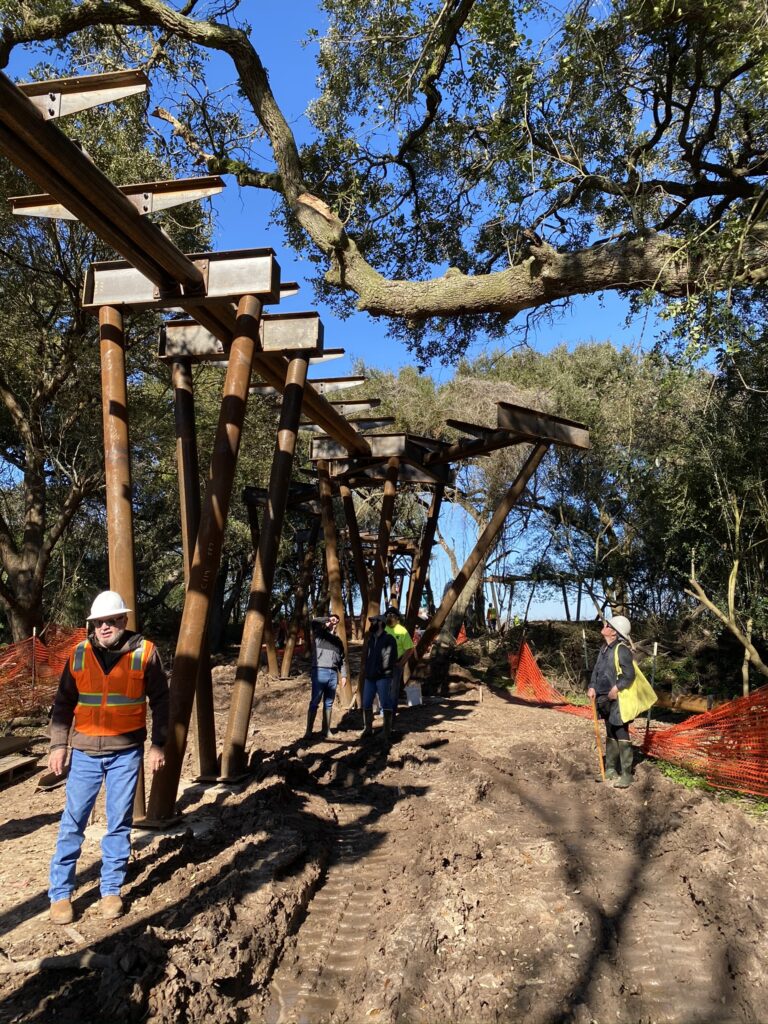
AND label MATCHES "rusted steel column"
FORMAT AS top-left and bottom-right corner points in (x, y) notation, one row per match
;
(339, 482), (369, 618)
(147, 295), (262, 820)
(357, 457), (400, 695)
(405, 485), (445, 632)
(99, 306), (144, 820)
(317, 461), (352, 706)
(99, 306), (137, 629)
(172, 359), (217, 779)
(220, 353), (311, 778)
(281, 516), (320, 678)
(415, 443), (549, 659)
(243, 507), (280, 678)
